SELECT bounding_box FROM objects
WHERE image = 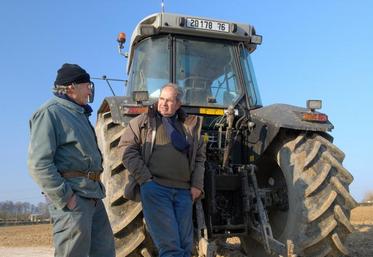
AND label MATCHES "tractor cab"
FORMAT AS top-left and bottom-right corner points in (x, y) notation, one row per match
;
(124, 13), (262, 111)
